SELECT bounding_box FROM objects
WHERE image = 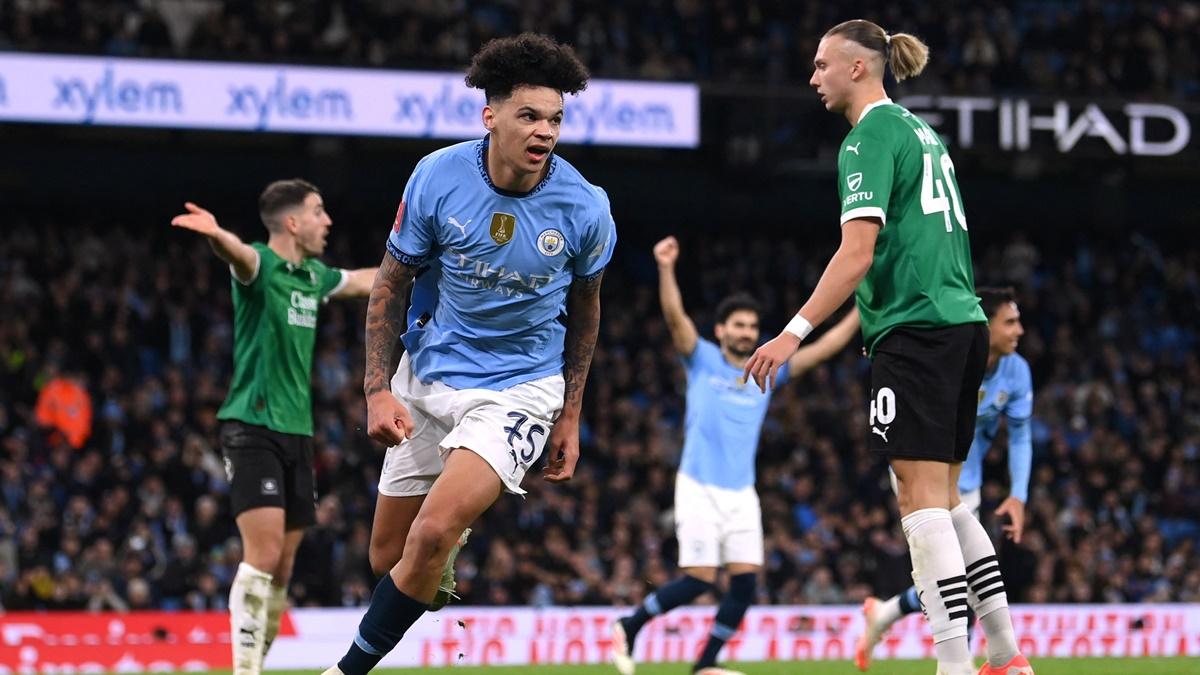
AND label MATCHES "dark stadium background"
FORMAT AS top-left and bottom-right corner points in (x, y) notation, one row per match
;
(0, 1), (1197, 671)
